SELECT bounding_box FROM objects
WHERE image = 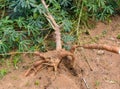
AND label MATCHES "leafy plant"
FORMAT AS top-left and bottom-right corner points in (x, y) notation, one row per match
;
(0, 69), (8, 79)
(18, 40), (31, 51)
(62, 19), (73, 32)
(0, 40), (8, 54)
(62, 34), (75, 50)
(0, 0), (119, 54)
(12, 55), (21, 69)
(34, 80), (40, 86)
(95, 80), (100, 87)
(117, 34), (120, 39)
